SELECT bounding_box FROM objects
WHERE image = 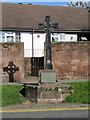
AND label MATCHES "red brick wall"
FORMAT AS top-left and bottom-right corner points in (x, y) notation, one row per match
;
(45, 41), (89, 80)
(0, 42), (24, 82)
(24, 57), (31, 76)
